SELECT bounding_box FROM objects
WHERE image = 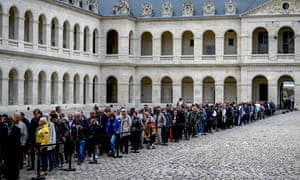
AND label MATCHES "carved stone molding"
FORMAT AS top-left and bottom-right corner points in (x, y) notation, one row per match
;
(161, 1), (173, 17)
(91, 0), (98, 13)
(141, 3), (153, 17)
(113, 0), (130, 15)
(203, 0), (216, 16)
(182, 2), (194, 16)
(225, 0), (236, 15)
